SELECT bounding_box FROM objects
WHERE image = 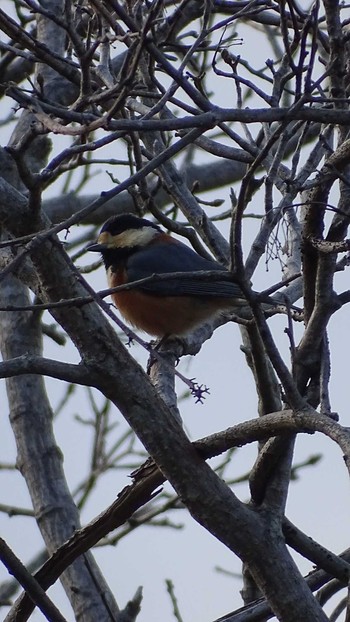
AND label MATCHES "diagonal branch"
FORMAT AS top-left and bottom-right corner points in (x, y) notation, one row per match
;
(0, 538), (67, 622)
